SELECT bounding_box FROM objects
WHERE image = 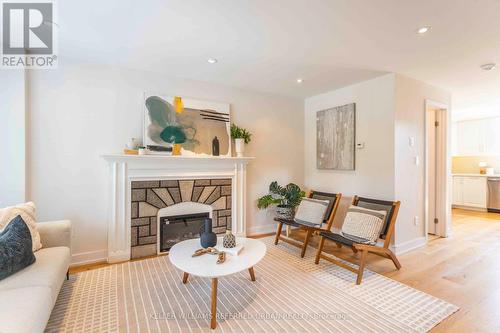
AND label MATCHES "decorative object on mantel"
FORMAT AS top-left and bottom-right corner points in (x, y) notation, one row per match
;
(230, 123), (252, 157)
(200, 218), (217, 248)
(257, 181), (305, 220)
(126, 138), (140, 150)
(137, 146), (147, 155)
(212, 136), (220, 156)
(173, 96), (184, 113)
(123, 148), (138, 155)
(317, 102), (356, 170)
(222, 230), (236, 248)
(143, 93), (231, 156)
